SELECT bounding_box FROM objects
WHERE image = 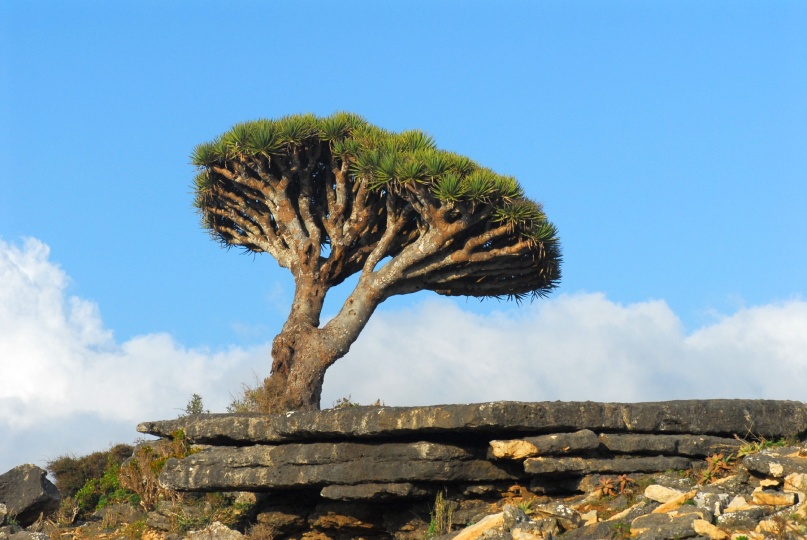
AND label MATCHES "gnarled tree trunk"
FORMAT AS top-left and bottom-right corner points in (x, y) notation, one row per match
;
(261, 276), (383, 412)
